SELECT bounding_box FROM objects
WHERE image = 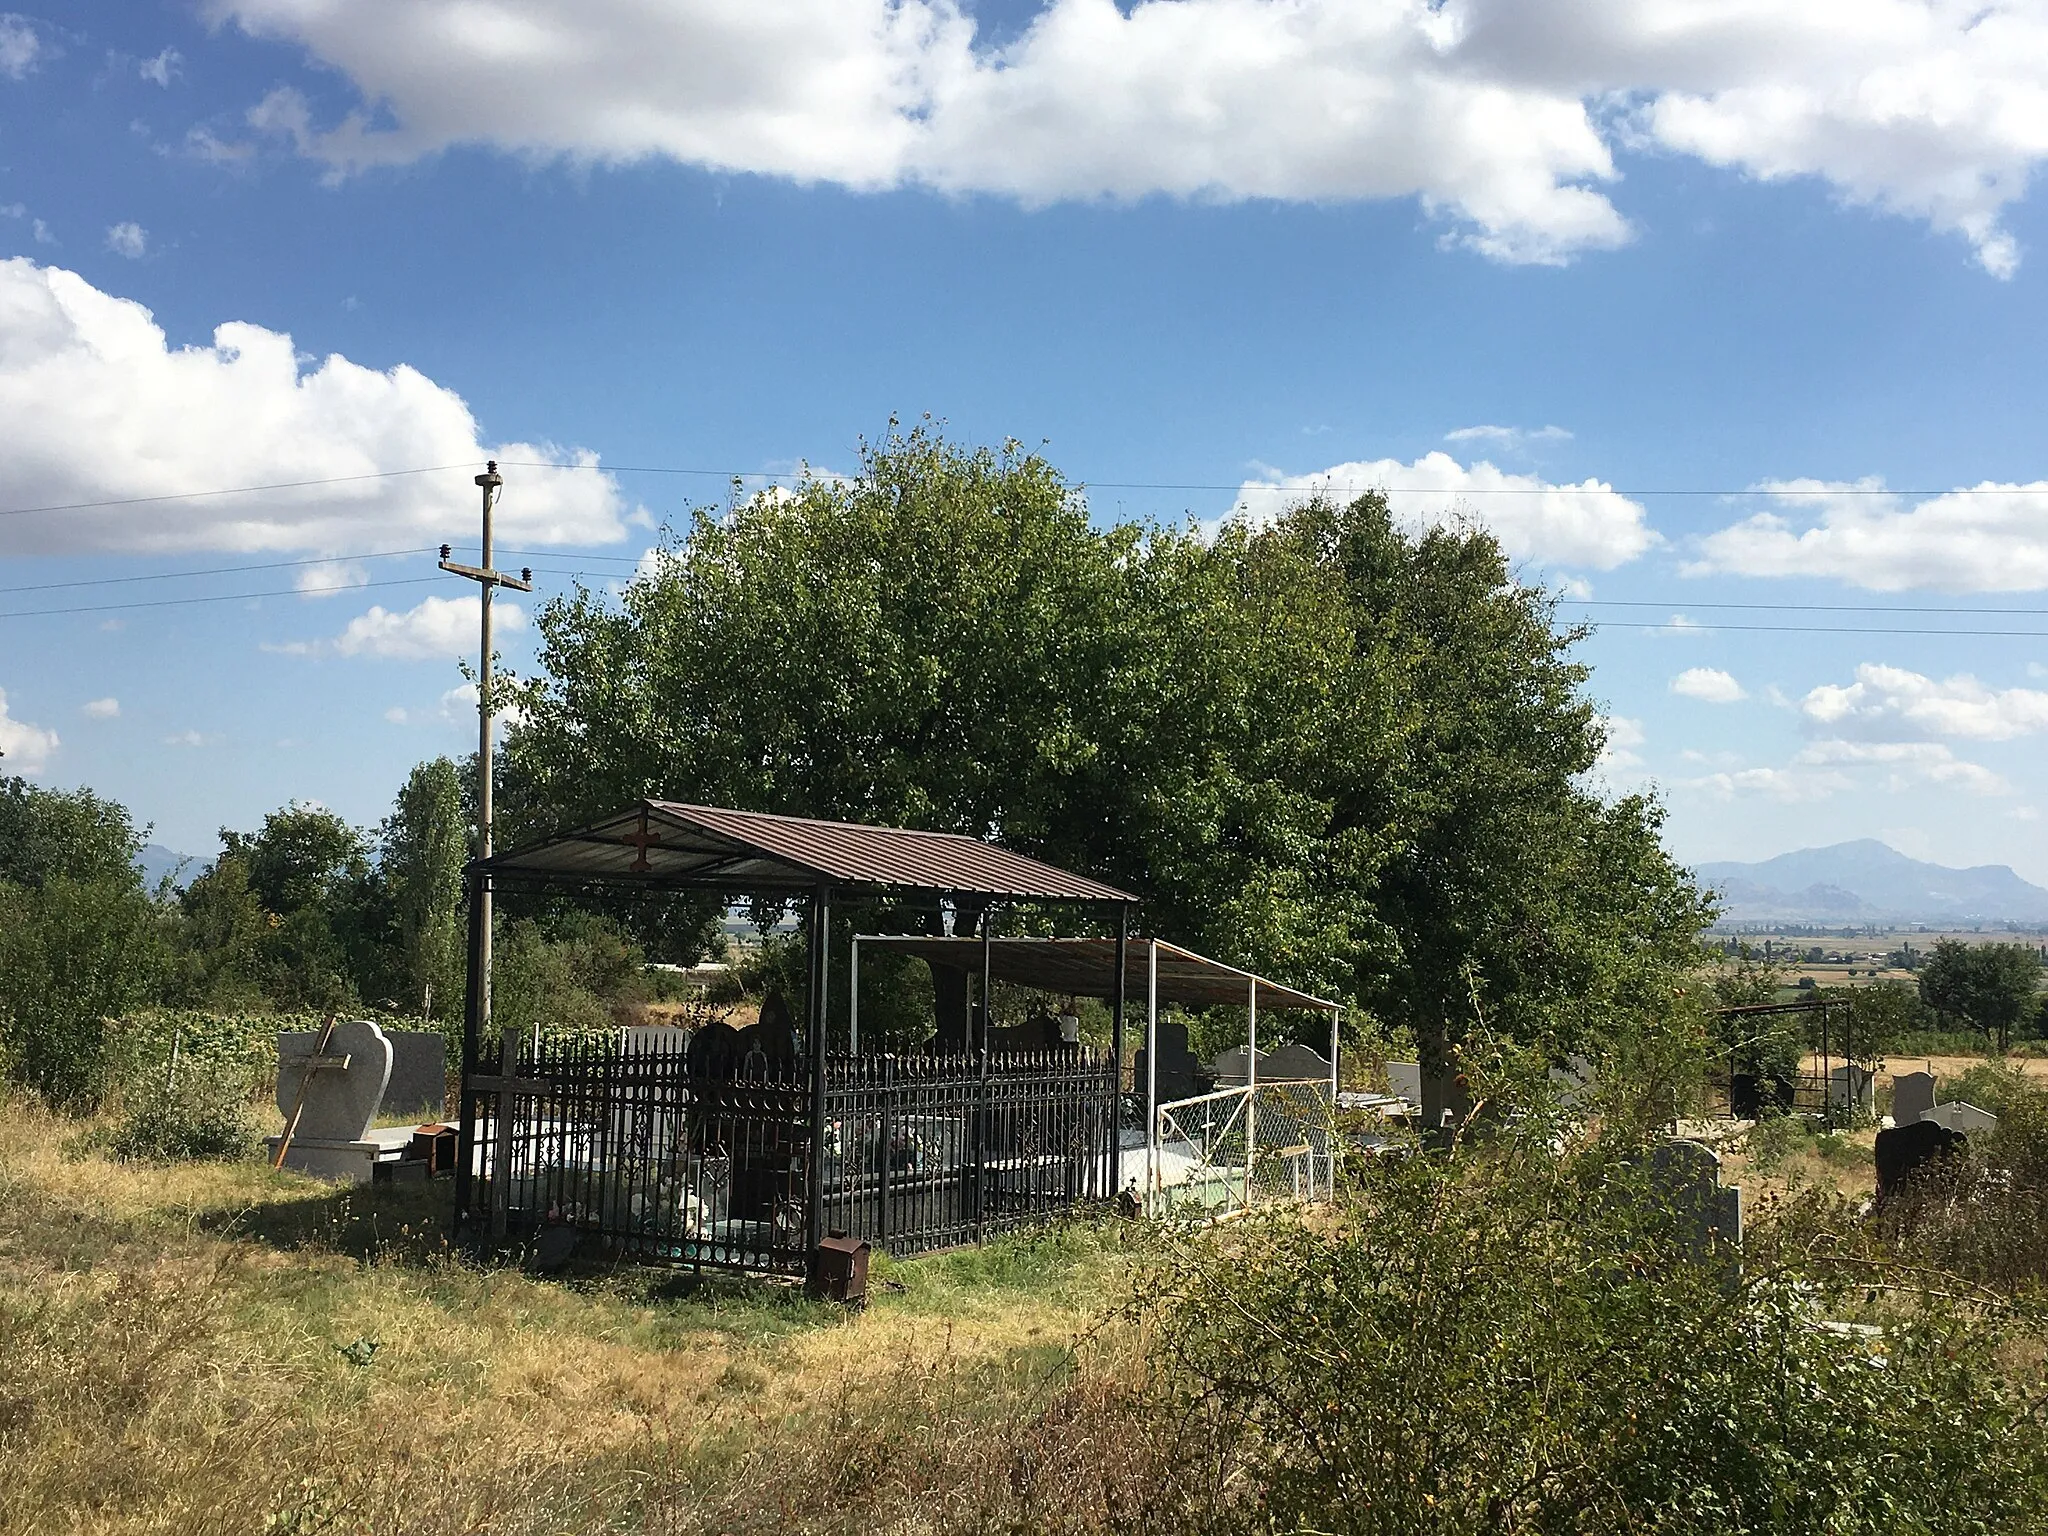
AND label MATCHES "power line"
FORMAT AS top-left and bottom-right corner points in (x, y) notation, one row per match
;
(1587, 620), (2048, 638)
(504, 460), (2048, 499)
(0, 575), (444, 621)
(0, 465), (474, 519)
(0, 547), (438, 597)
(1567, 598), (2048, 617)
